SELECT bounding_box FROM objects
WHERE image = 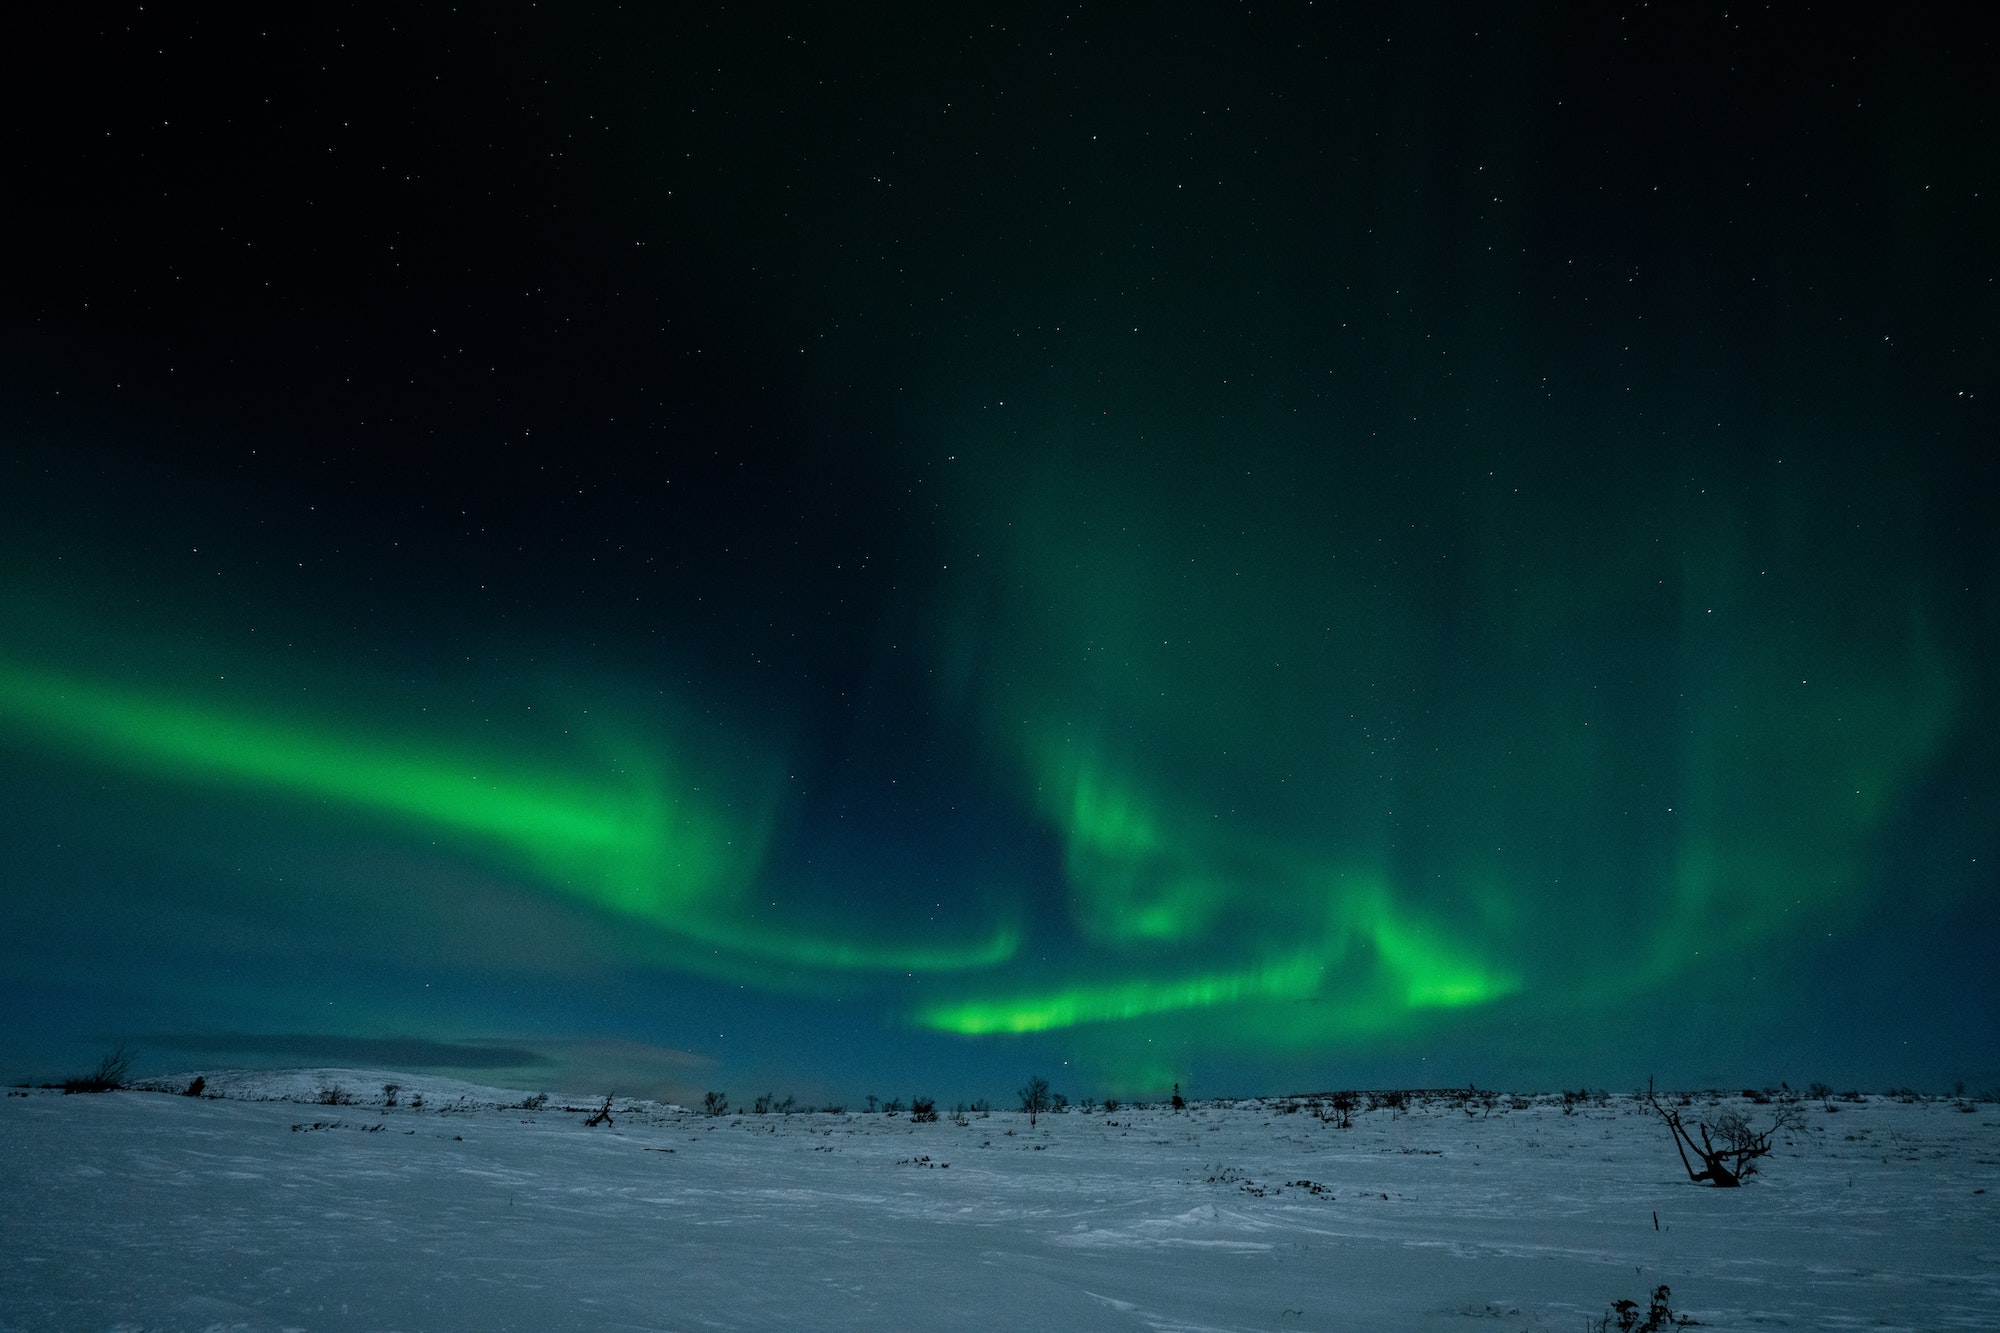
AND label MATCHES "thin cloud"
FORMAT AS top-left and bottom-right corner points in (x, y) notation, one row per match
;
(141, 1032), (549, 1069)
